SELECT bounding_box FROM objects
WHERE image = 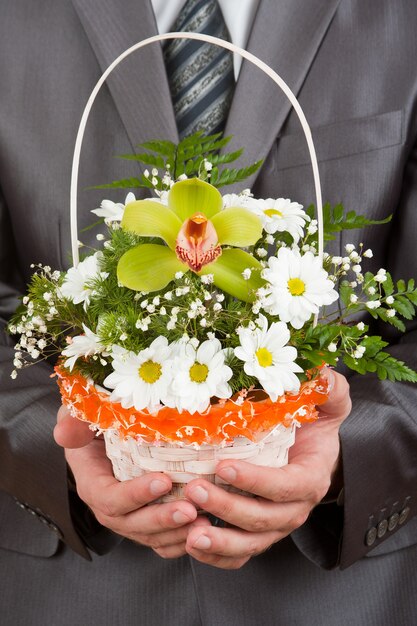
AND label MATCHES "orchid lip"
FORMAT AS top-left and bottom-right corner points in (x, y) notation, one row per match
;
(175, 213), (221, 272)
